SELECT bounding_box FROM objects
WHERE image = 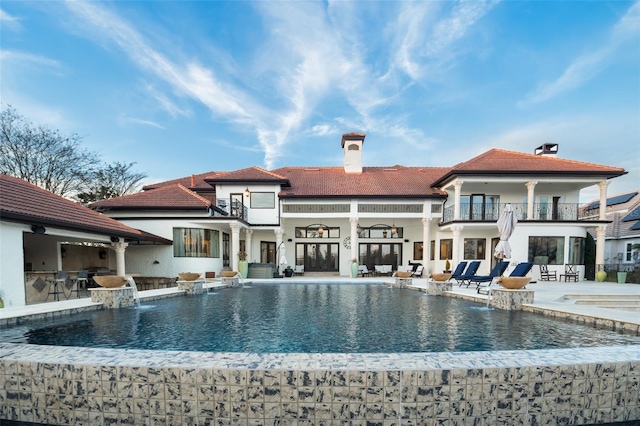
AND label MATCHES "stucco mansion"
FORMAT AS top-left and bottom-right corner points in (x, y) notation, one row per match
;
(0, 133), (627, 306)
